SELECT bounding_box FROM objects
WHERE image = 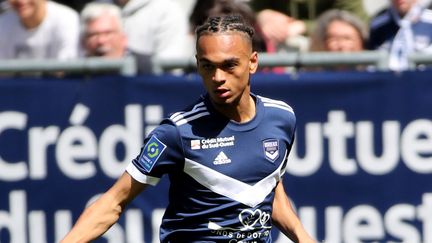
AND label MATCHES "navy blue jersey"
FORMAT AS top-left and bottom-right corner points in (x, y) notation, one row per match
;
(126, 94), (296, 242)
